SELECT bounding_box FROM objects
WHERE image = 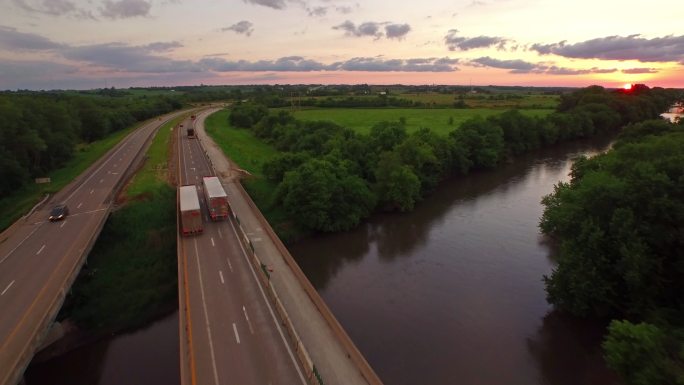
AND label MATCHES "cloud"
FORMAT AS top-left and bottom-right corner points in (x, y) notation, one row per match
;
(445, 29), (508, 51)
(145, 41), (183, 51)
(385, 23), (411, 40)
(335, 5), (353, 14)
(243, 0), (286, 9)
(201, 56), (459, 72)
(101, 0), (151, 19)
(223, 21), (254, 36)
(621, 67), (659, 74)
(0, 60), (80, 89)
(333, 21), (411, 40)
(470, 56), (536, 71)
(530, 34), (684, 63)
(0, 25), (64, 51)
(307, 6), (327, 16)
(62, 42), (199, 73)
(12, 0), (95, 18)
(470, 56), (617, 75)
(332, 57), (457, 72)
(200, 56), (329, 71)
